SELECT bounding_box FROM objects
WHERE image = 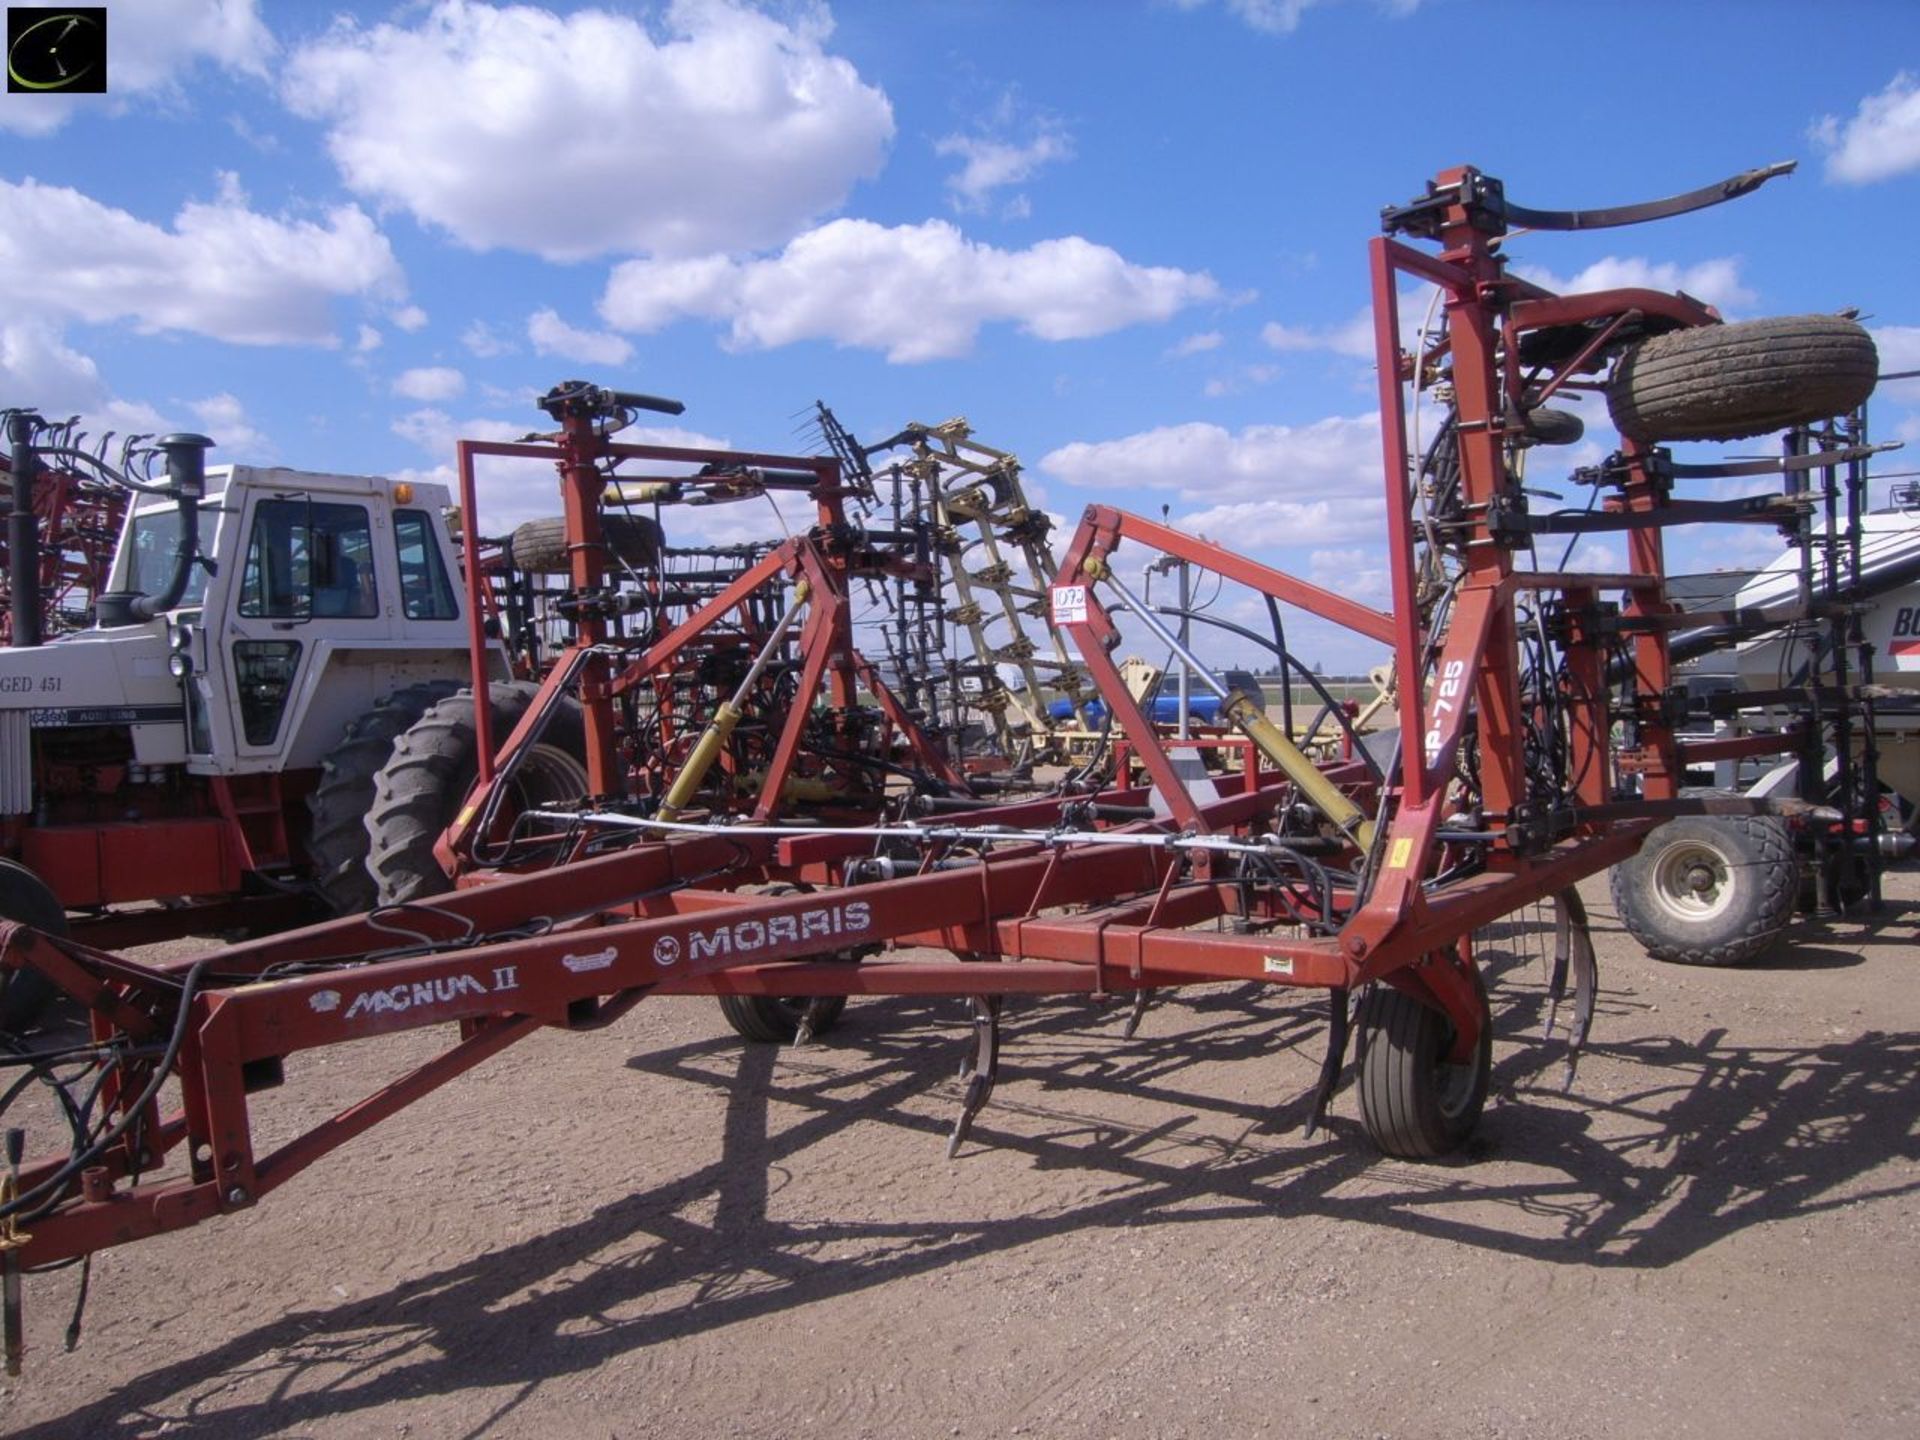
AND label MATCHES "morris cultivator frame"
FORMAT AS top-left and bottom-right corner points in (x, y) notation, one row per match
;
(0, 161), (1878, 1370)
